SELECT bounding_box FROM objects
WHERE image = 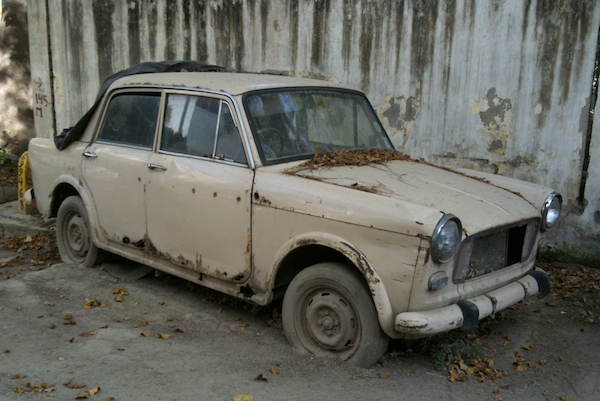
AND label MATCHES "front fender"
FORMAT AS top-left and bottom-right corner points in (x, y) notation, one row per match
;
(268, 231), (396, 338)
